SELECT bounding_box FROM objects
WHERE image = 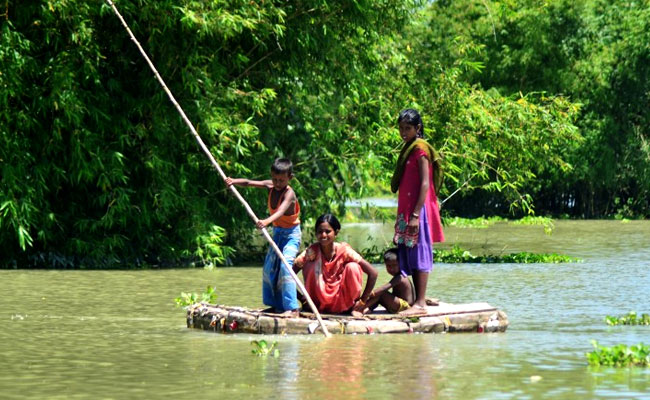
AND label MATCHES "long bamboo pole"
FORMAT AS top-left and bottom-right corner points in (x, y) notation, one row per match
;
(105, 0), (331, 337)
